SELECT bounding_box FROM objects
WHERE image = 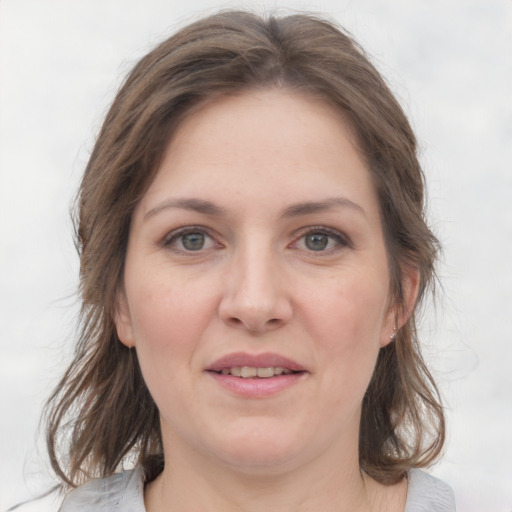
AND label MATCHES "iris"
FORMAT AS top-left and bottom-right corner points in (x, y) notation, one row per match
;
(305, 233), (329, 251)
(181, 232), (205, 250)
